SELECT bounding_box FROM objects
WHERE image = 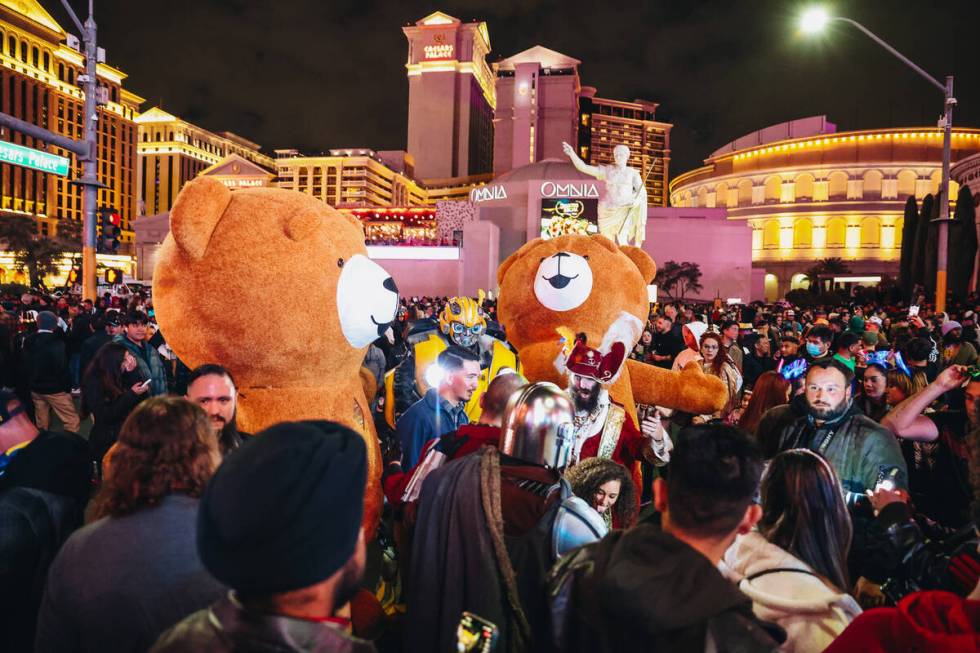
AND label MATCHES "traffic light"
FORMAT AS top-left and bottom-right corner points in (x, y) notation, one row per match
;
(104, 268), (122, 285)
(98, 207), (121, 253)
